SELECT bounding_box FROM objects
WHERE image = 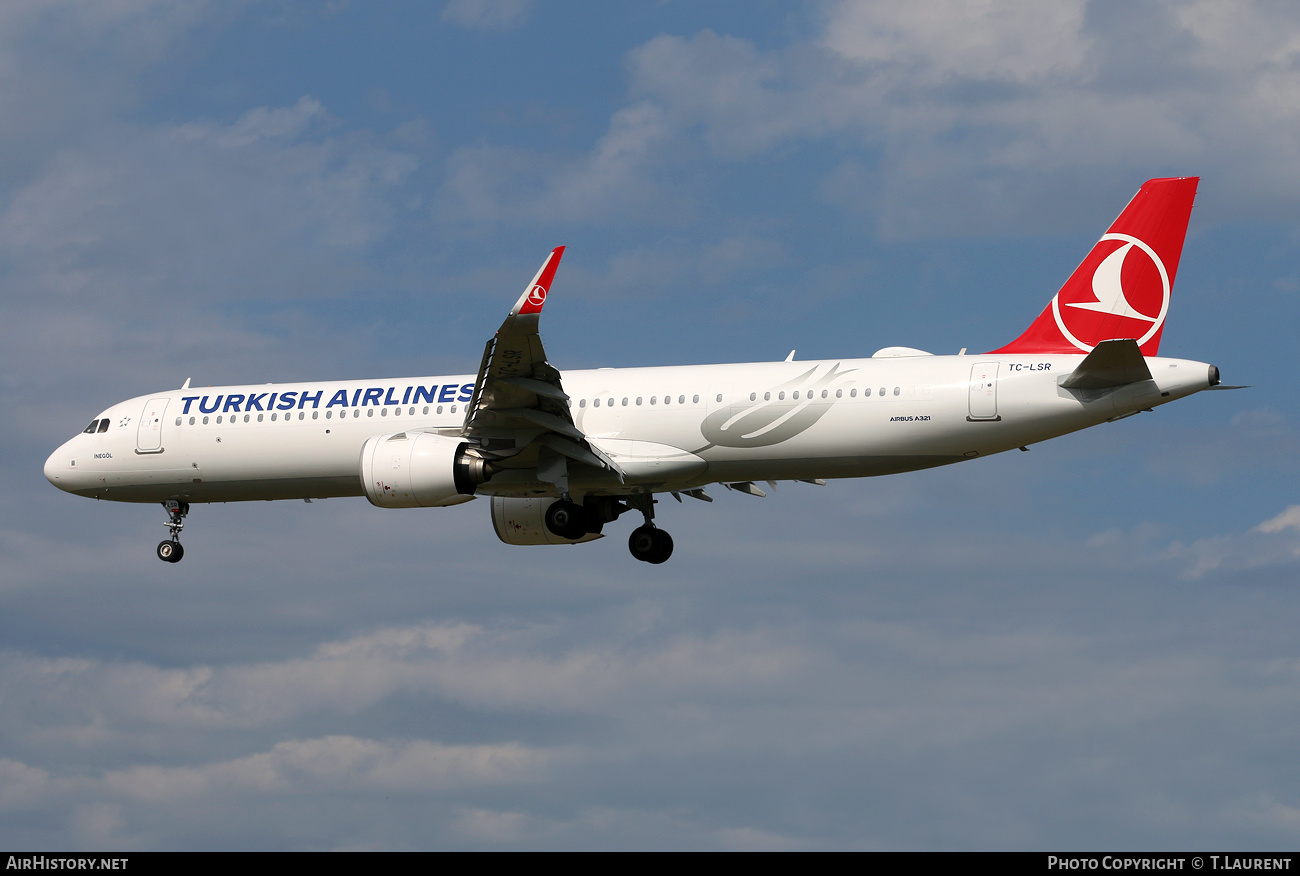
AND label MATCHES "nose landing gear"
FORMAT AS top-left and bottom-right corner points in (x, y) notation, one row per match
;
(157, 500), (188, 563)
